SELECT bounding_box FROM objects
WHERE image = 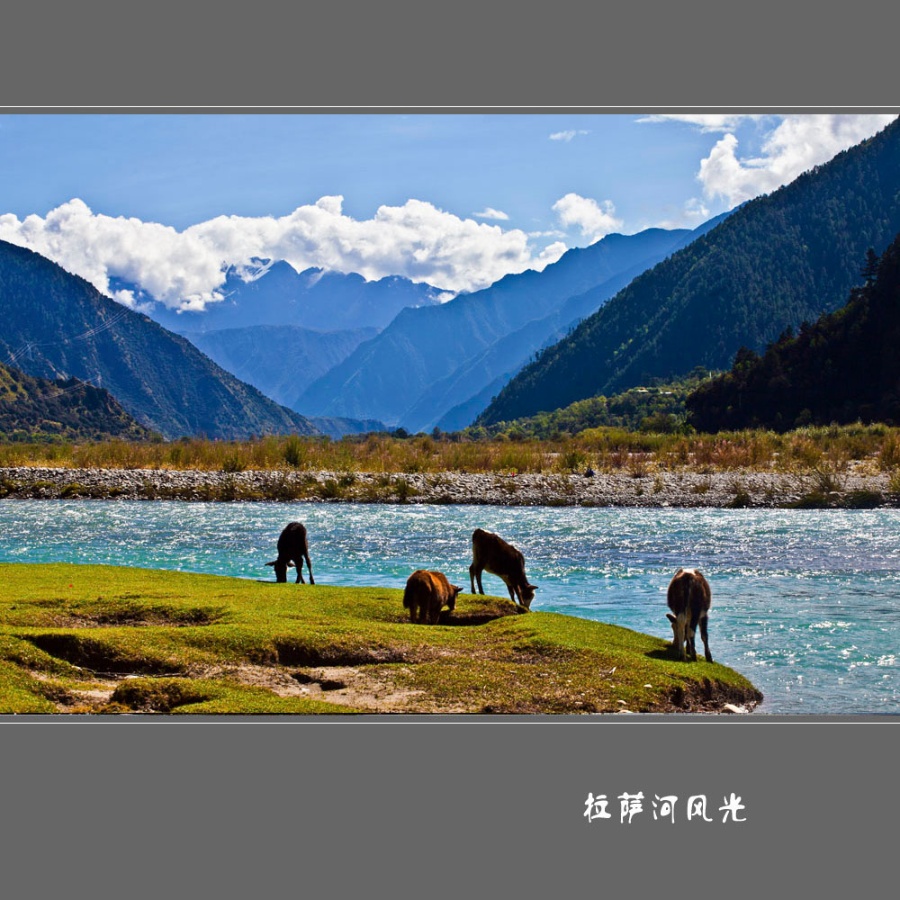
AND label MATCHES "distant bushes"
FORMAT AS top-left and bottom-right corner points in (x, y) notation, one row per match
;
(1, 422), (900, 478)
